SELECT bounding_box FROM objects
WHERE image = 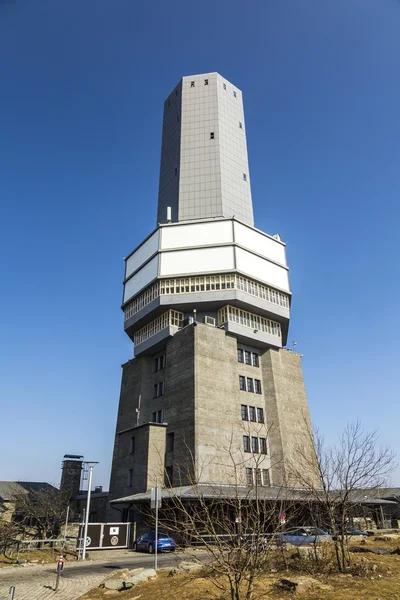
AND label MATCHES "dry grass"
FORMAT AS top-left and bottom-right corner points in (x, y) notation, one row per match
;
(78, 536), (400, 600)
(0, 548), (77, 567)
